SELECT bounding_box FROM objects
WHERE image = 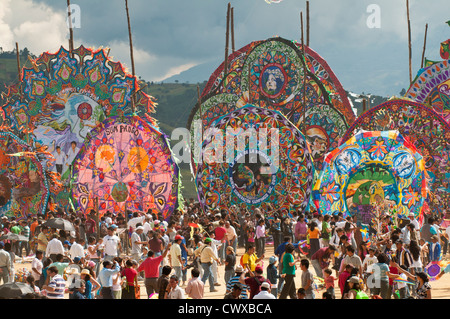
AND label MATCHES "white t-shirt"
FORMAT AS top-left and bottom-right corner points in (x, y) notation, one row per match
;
(253, 290), (276, 299)
(225, 226), (237, 241)
(170, 243), (182, 267)
(362, 255), (378, 273)
(168, 285), (185, 299)
(69, 242), (85, 260)
(103, 235), (121, 256)
(131, 232), (142, 255)
(31, 258), (43, 281)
